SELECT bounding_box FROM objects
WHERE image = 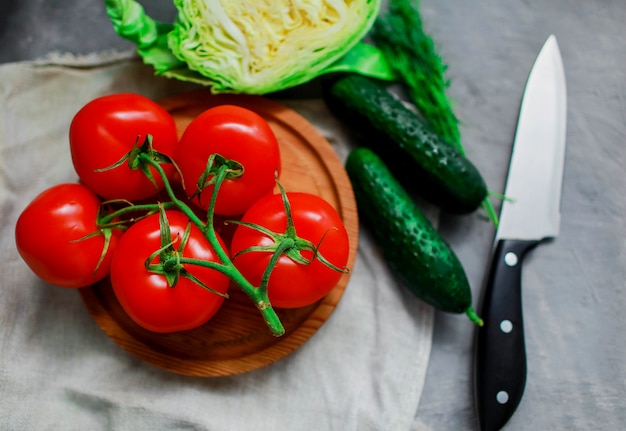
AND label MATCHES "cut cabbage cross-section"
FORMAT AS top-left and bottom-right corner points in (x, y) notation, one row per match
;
(169, 0), (381, 93)
(106, 0), (382, 94)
